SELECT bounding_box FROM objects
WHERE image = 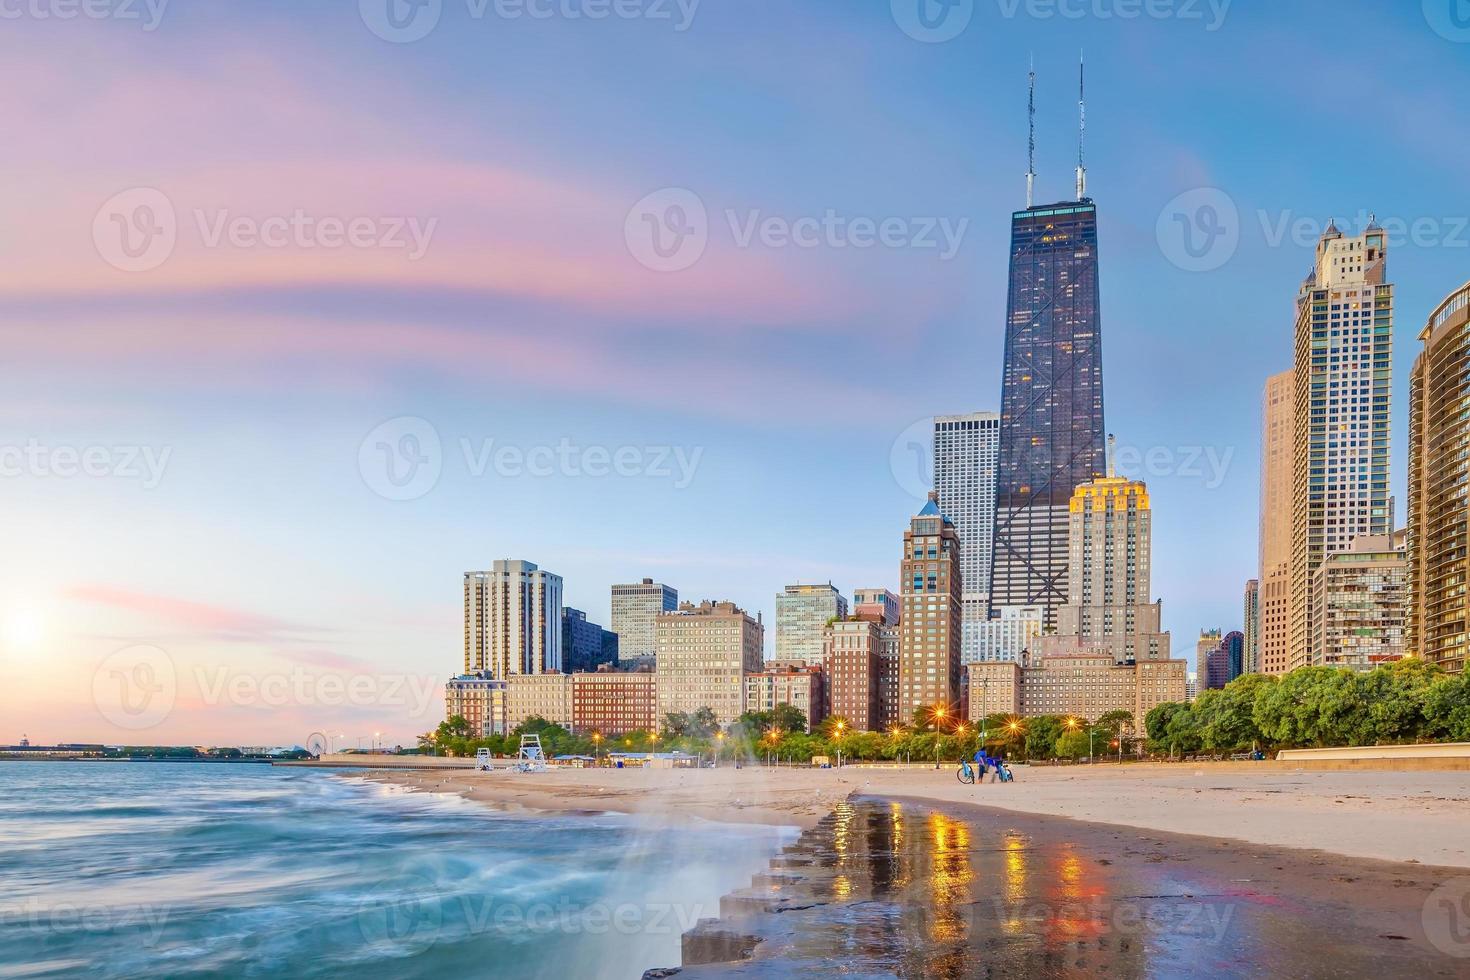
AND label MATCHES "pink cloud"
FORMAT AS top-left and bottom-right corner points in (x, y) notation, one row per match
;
(63, 584), (322, 643)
